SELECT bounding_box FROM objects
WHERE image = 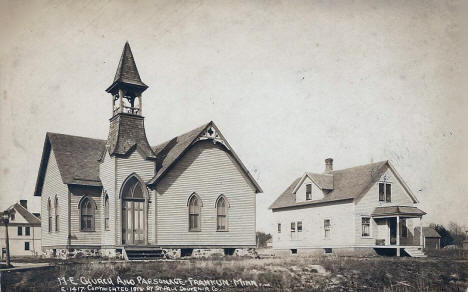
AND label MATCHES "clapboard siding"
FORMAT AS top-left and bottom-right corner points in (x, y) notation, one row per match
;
(69, 188), (102, 245)
(115, 150), (155, 244)
(272, 201), (355, 249)
(99, 151), (116, 245)
(354, 168), (415, 246)
(156, 141), (256, 246)
(41, 150), (69, 247)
